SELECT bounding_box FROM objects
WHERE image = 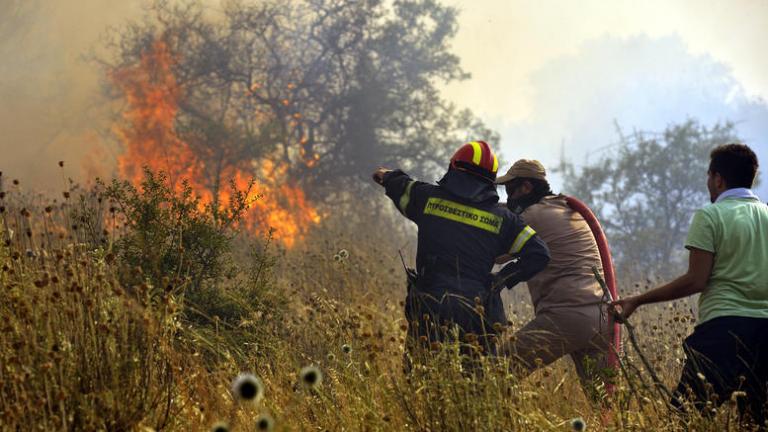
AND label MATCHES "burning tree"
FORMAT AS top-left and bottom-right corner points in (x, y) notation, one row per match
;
(103, 0), (496, 244)
(109, 37), (320, 247)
